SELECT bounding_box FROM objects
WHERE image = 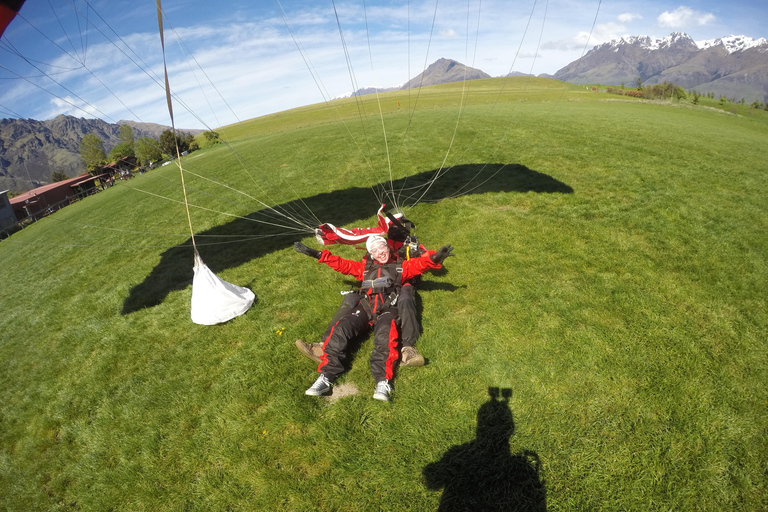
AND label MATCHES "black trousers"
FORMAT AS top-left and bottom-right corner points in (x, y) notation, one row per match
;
(318, 304), (399, 383)
(322, 285), (419, 347)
